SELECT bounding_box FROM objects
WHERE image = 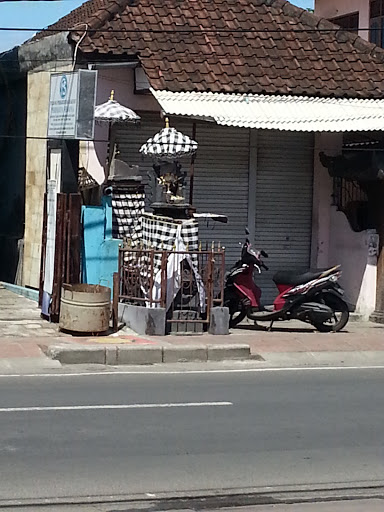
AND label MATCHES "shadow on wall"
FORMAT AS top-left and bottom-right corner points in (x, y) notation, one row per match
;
(0, 197), (24, 282)
(328, 206), (375, 311)
(0, 49), (26, 283)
